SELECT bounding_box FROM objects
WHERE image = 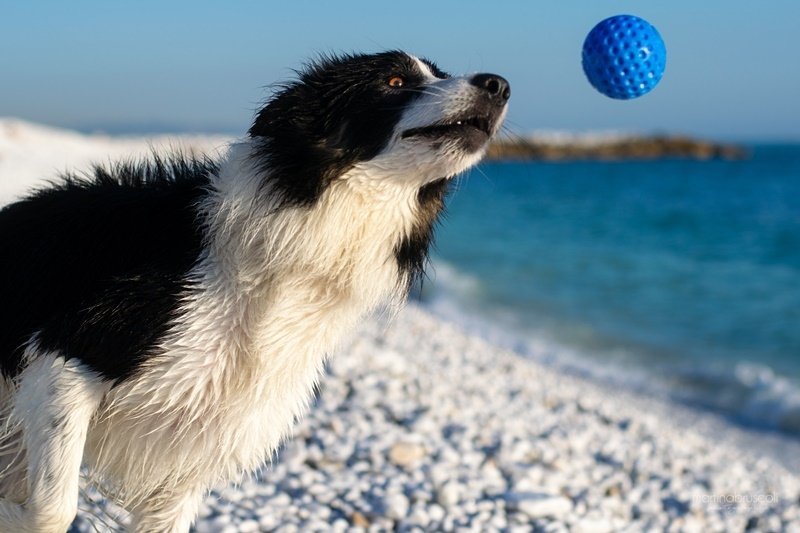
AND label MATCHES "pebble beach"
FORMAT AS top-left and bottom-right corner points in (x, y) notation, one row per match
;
(73, 305), (800, 532)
